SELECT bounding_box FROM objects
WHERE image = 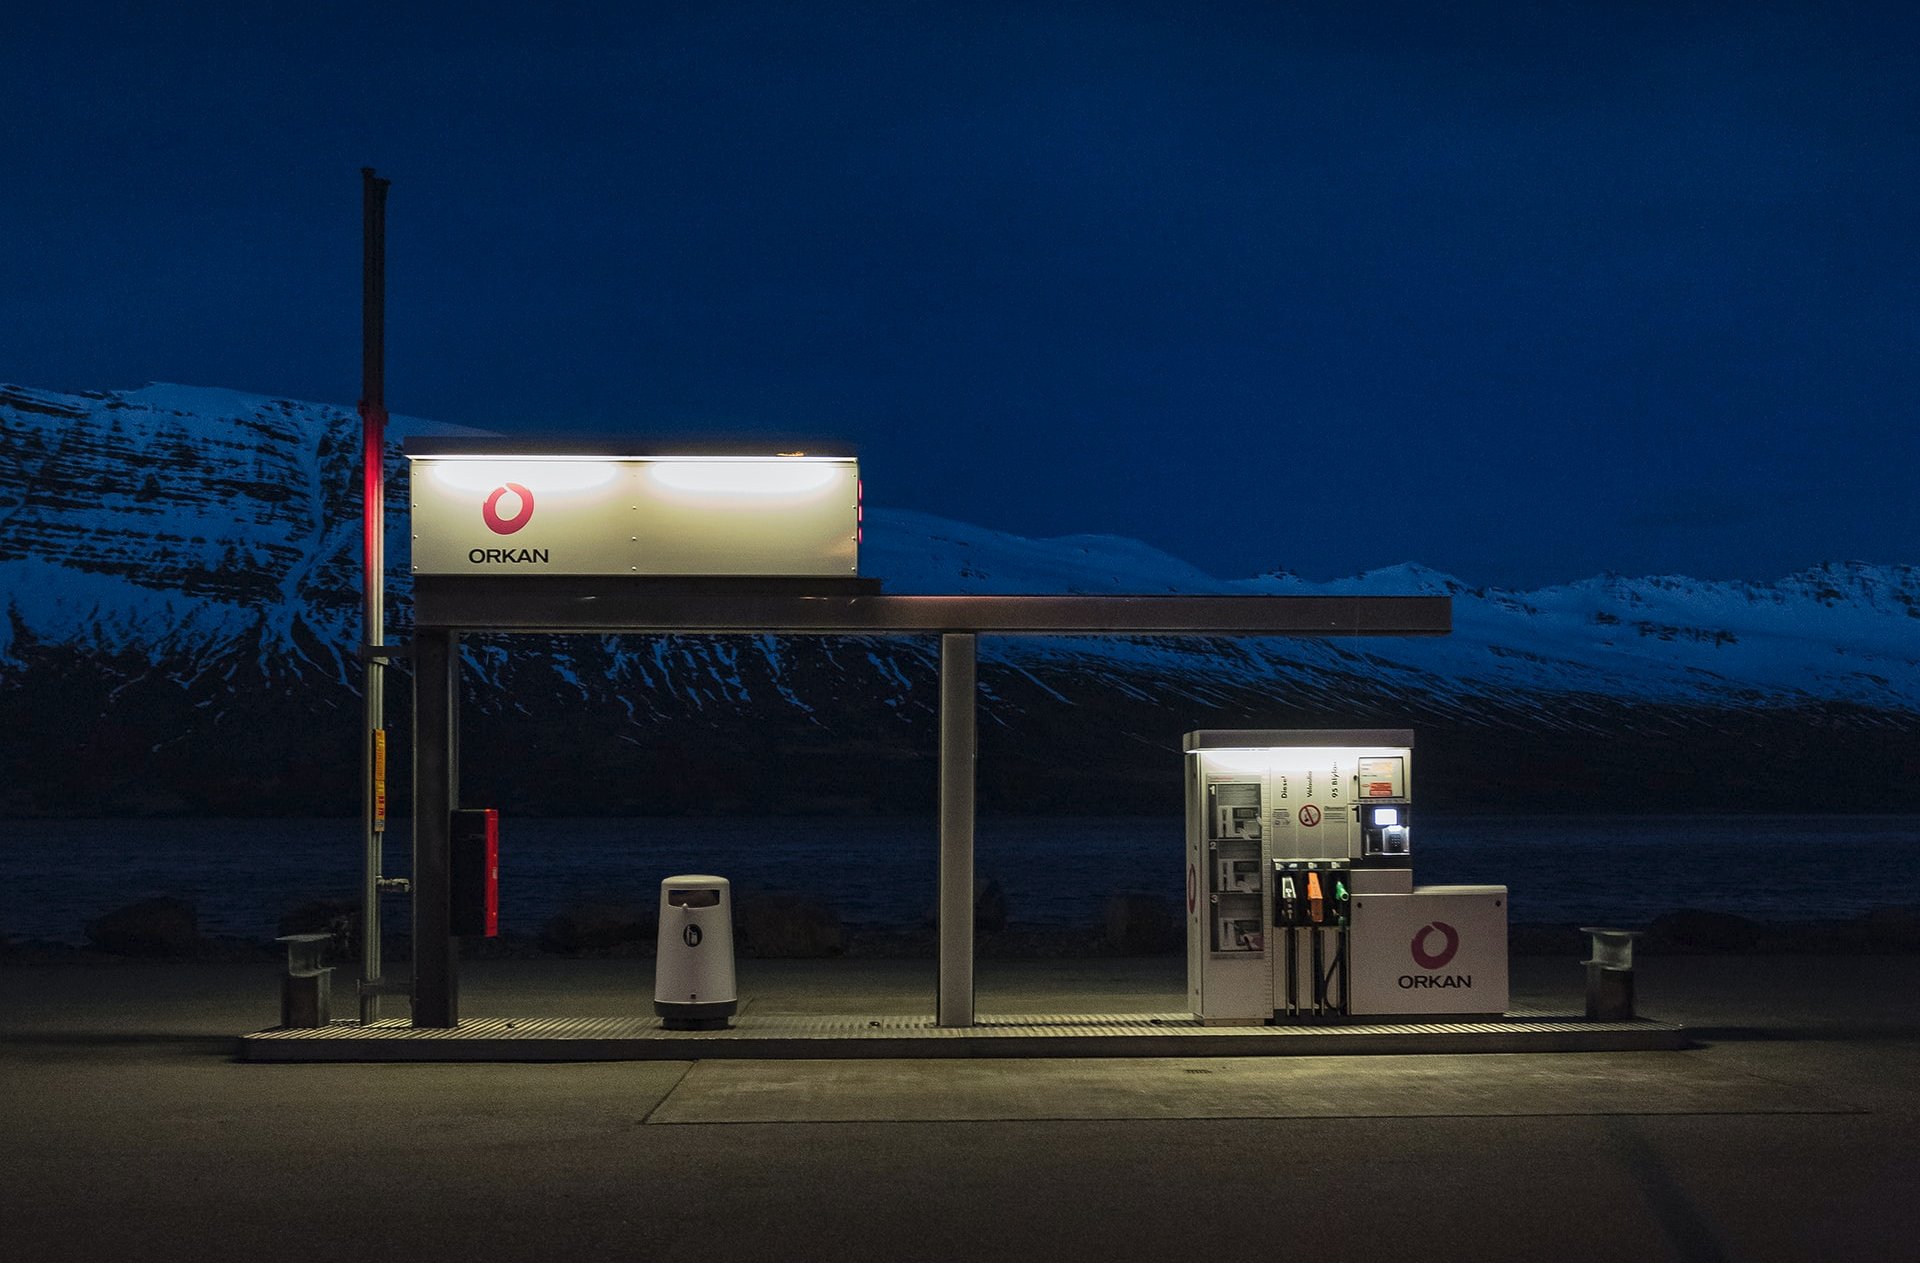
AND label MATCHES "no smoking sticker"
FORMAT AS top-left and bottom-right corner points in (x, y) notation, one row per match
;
(1298, 804), (1322, 828)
